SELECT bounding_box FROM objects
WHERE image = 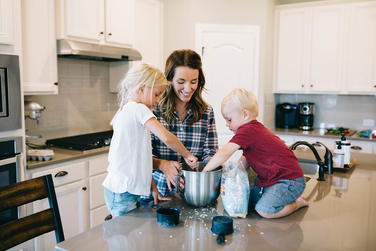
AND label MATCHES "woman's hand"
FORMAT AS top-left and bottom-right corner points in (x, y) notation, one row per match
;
(159, 160), (183, 191)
